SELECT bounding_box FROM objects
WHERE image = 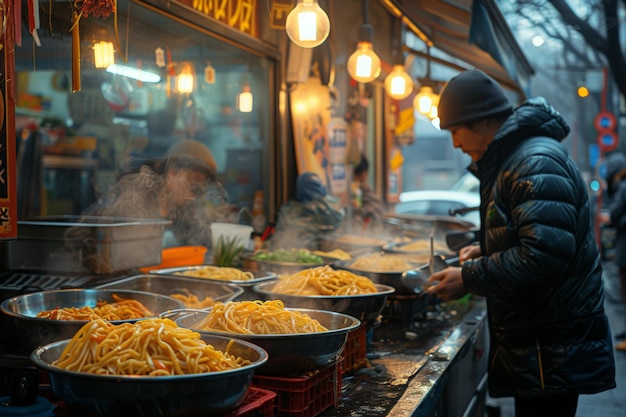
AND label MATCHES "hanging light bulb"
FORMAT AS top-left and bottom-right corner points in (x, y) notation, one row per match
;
(237, 86), (253, 113)
(93, 41), (115, 69)
(285, 0), (330, 48)
(413, 86), (440, 120)
(347, 24), (381, 83)
(384, 65), (413, 100)
(177, 64), (194, 94)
